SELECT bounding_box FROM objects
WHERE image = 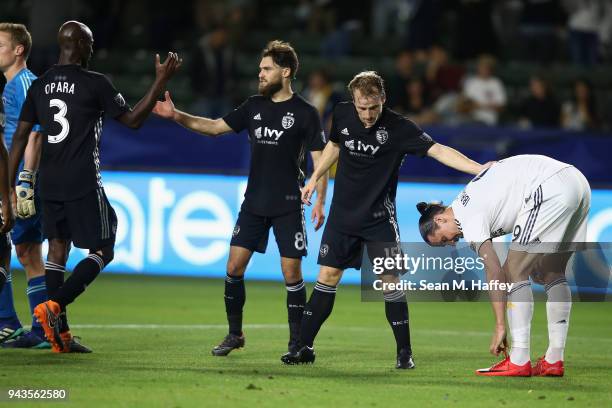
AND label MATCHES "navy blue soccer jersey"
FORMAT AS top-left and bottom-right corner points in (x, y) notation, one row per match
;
(327, 102), (435, 234)
(223, 93), (326, 217)
(19, 64), (131, 201)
